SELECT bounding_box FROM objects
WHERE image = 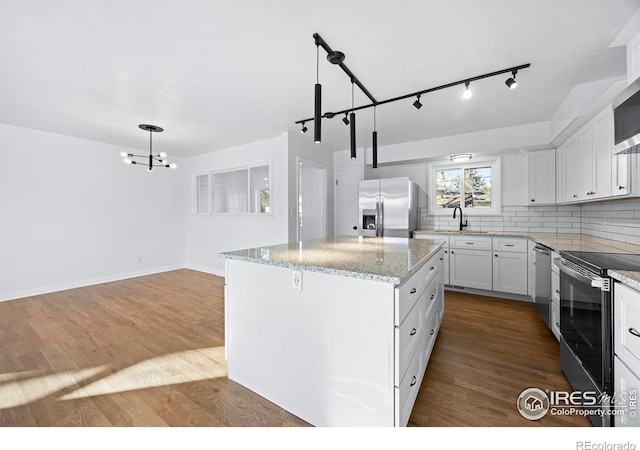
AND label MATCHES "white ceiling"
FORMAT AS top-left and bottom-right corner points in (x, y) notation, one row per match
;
(1, 1), (639, 157)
